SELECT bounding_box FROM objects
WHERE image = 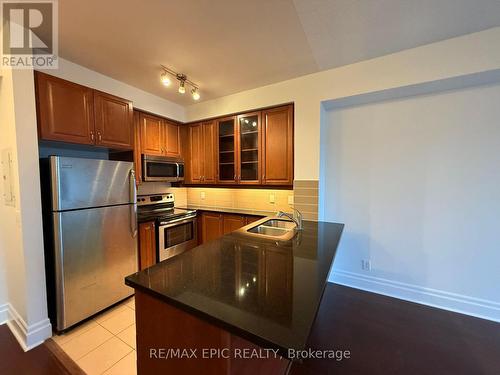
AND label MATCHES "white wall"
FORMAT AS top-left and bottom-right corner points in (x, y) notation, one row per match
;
(0, 66), (52, 348)
(39, 58), (185, 122)
(186, 27), (500, 180)
(324, 83), (500, 321)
